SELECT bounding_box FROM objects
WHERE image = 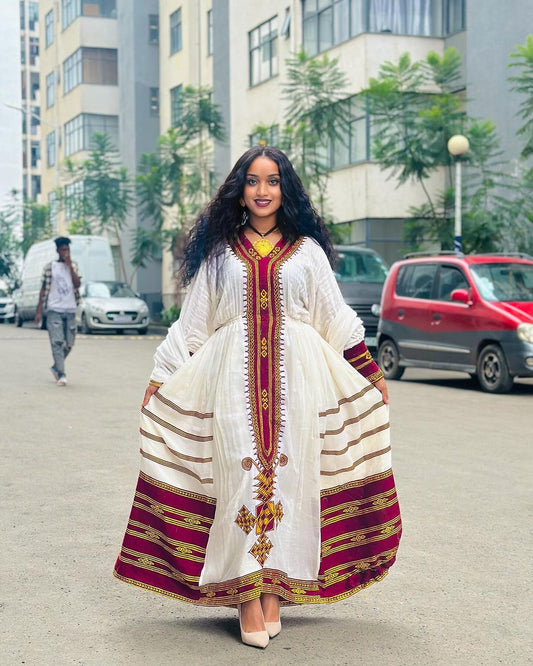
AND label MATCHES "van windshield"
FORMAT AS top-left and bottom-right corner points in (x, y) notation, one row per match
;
(335, 251), (388, 283)
(470, 262), (533, 302)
